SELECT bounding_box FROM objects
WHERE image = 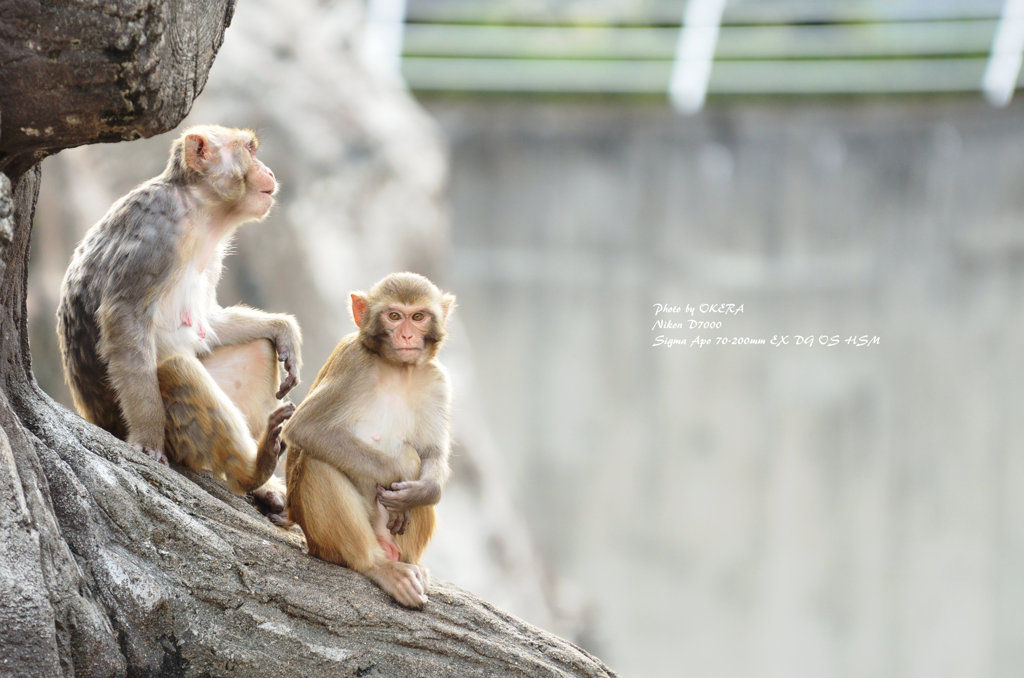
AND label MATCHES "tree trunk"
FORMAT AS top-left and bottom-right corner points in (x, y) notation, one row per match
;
(0, 3), (615, 676)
